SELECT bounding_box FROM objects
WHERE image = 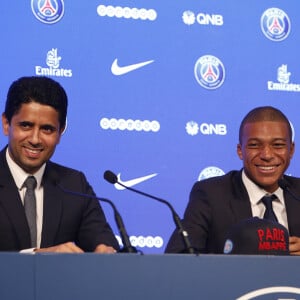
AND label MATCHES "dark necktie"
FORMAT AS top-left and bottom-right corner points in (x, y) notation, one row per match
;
(23, 176), (37, 248)
(261, 194), (278, 222)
